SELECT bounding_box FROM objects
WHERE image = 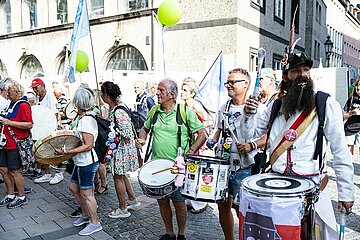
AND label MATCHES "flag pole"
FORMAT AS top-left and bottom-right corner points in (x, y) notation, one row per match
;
(84, 0), (101, 114)
(198, 51), (223, 87)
